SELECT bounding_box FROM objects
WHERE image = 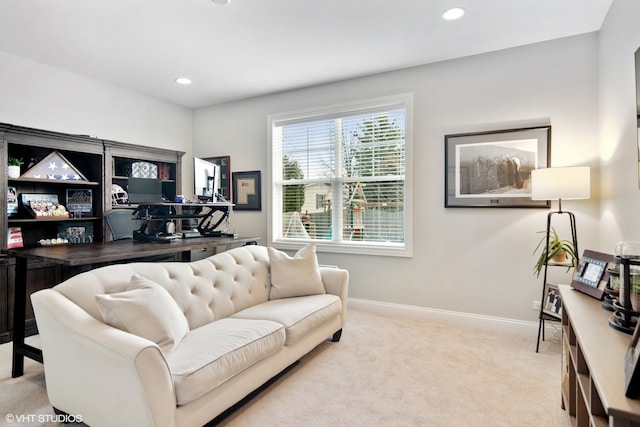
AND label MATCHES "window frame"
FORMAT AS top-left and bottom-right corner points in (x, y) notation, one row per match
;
(267, 93), (413, 257)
